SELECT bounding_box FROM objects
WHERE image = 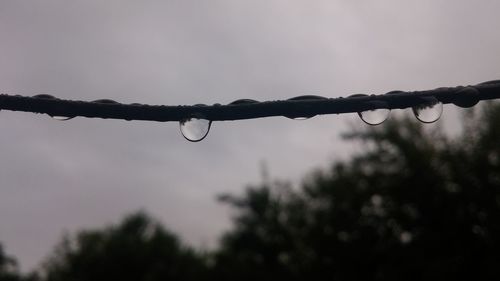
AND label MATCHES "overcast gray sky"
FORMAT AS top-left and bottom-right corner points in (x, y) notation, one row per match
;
(1, 0), (499, 272)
